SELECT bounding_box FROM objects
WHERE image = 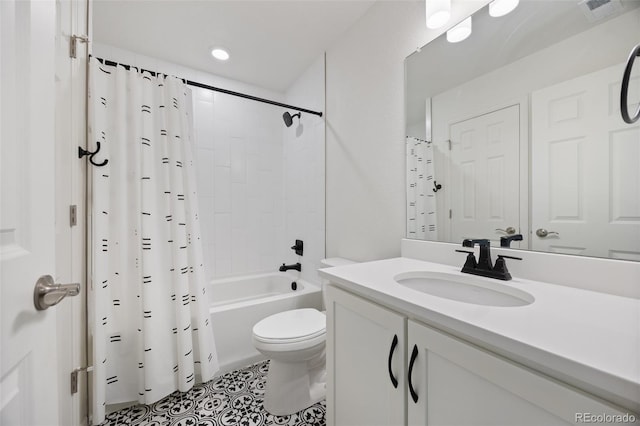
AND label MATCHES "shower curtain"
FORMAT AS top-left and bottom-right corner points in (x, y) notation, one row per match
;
(88, 57), (218, 424)
(406, 136), (438, 240)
